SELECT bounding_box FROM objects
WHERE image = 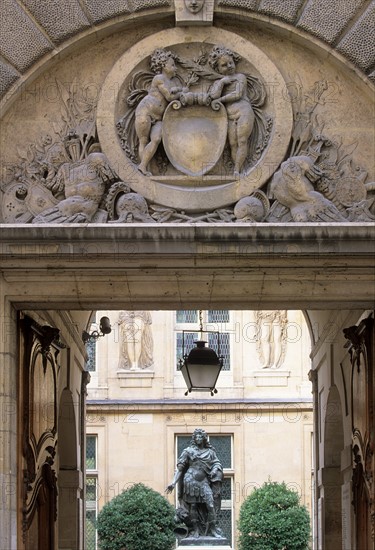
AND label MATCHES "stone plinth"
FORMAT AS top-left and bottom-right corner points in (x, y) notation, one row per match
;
(178, 536), (230, 547)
